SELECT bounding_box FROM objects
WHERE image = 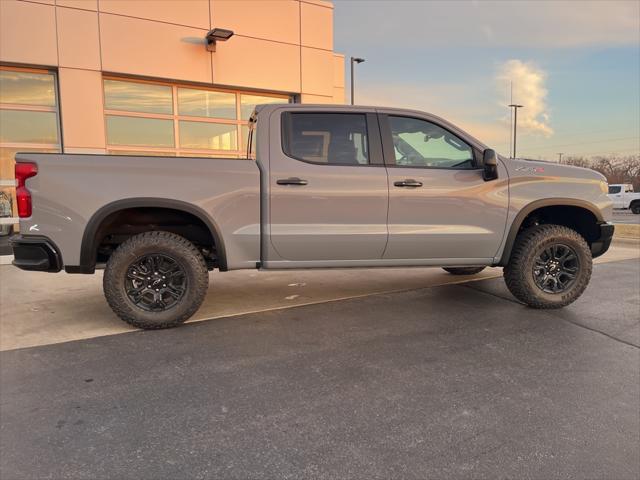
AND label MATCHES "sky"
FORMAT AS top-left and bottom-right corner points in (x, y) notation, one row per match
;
(333, 0), (640, 160)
